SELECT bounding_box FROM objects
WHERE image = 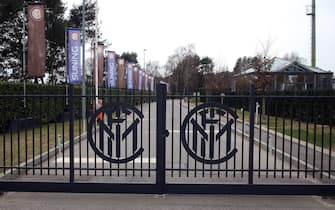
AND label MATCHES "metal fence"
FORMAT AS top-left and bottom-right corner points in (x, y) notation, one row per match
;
(0, 84), (334, 195)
